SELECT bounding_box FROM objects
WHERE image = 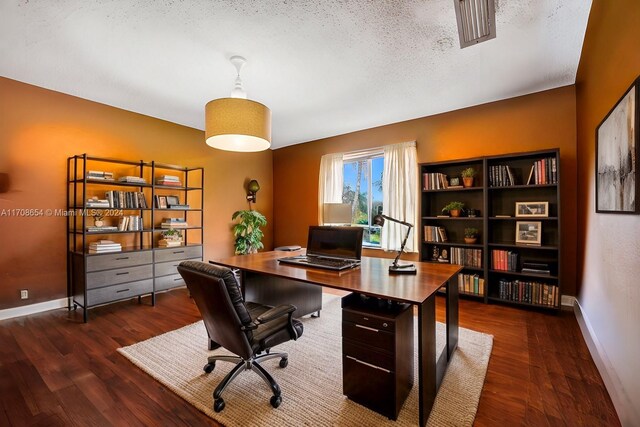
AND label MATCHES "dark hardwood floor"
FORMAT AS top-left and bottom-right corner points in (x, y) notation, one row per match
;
(0, 289), (620, 426)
